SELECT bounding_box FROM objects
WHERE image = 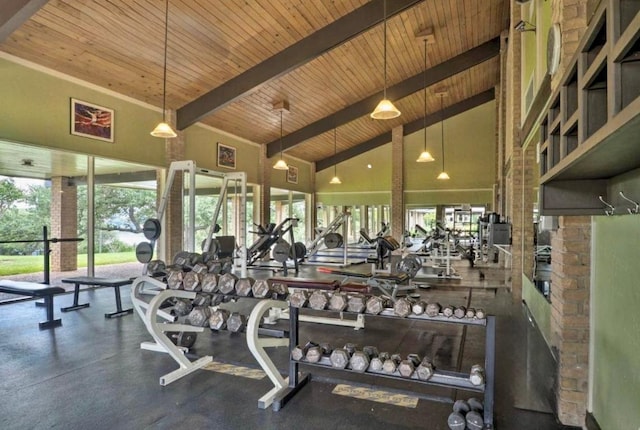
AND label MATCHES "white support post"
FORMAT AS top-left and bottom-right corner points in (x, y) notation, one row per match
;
(130, 276), (212, 386)
(262, 305), (365, 330)
(246, 300), (290, 409)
